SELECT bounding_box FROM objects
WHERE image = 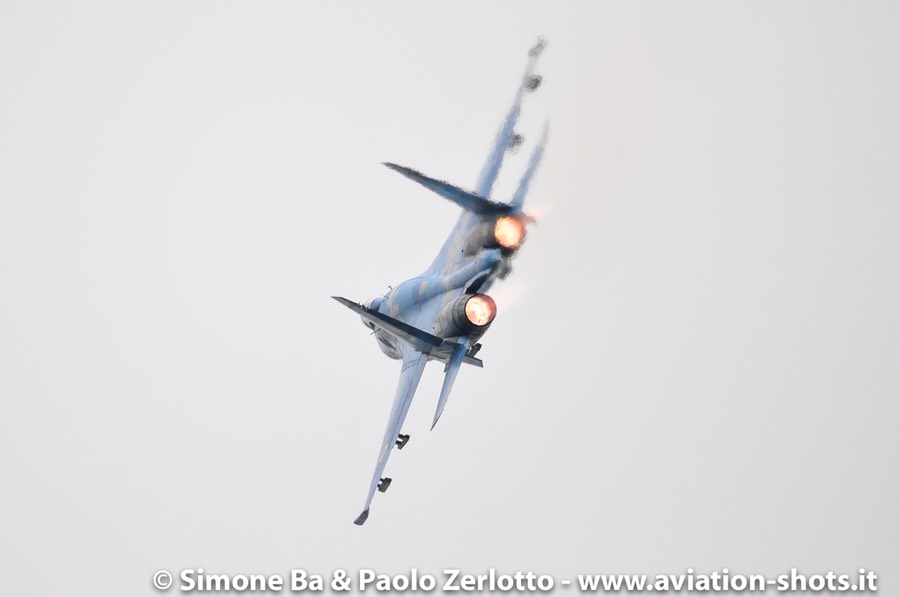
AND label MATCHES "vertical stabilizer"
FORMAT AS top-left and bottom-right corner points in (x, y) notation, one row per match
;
(431, 340), (469, 430)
